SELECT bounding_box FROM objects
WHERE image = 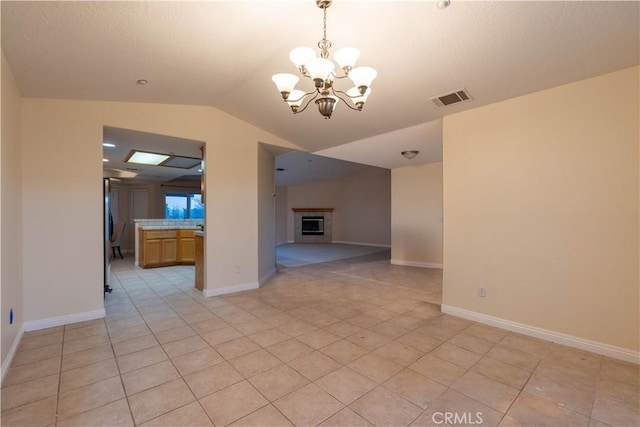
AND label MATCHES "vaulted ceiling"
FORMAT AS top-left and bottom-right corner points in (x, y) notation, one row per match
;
(2, 1), (638, 173)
